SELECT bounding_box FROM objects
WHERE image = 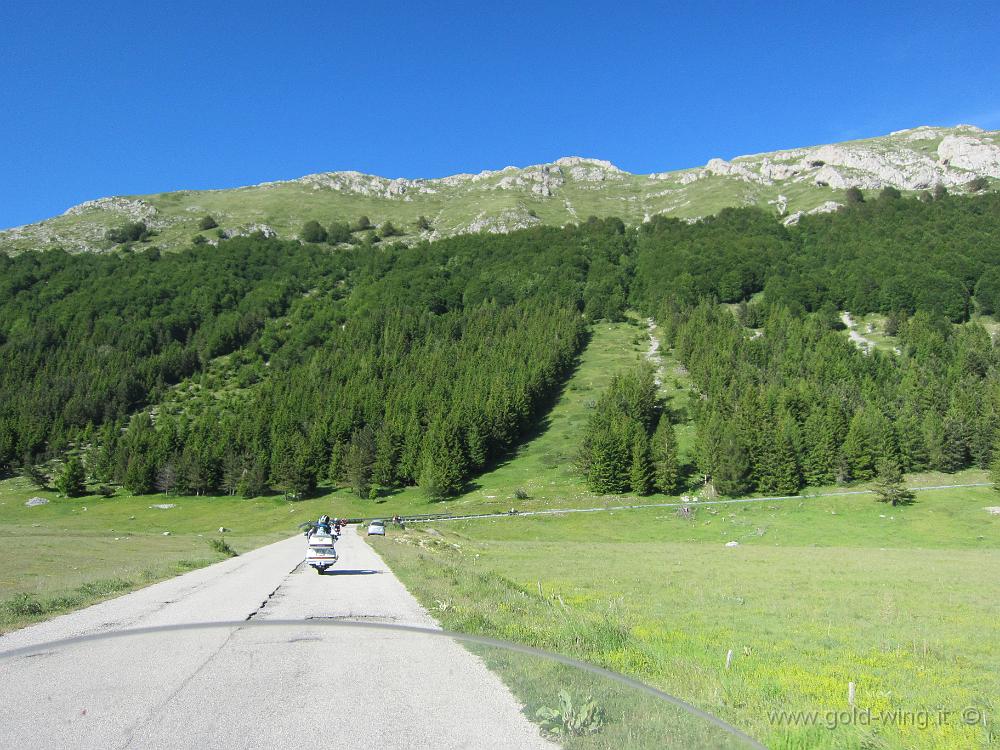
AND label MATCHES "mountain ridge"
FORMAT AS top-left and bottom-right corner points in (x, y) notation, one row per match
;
(3, 124), (997, 253)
